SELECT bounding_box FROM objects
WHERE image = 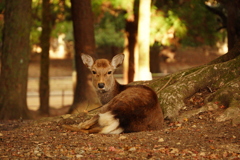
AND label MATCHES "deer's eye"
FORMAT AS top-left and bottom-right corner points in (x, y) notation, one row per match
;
(92, 71), (96, 74)
(108, 71), (112, 74)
